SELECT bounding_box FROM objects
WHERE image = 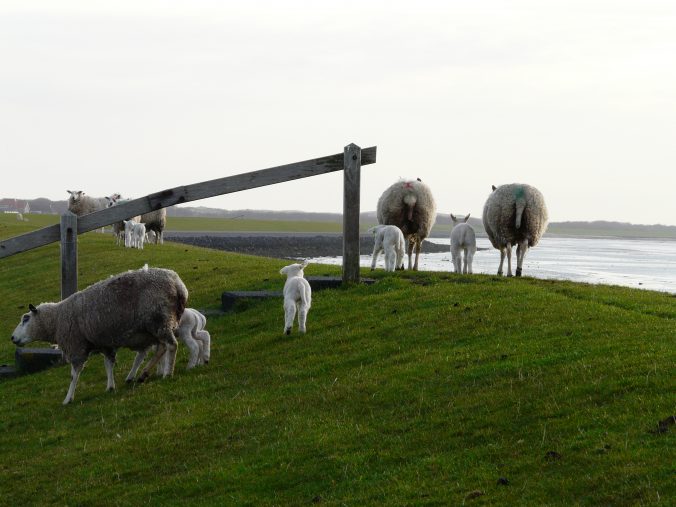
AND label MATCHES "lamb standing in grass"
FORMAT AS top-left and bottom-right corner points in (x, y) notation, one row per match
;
(280, 260), (312, 335)
(450, 214), (477, 274)
(132, 222), (146, 250)
(106, 195), (140, 246)
(10, 266), (188, 404)
(125, 308), (211, 380)
(377, 178), (437, 270)
(482, 183), (548, 277)
(368, 225), (405, 272)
